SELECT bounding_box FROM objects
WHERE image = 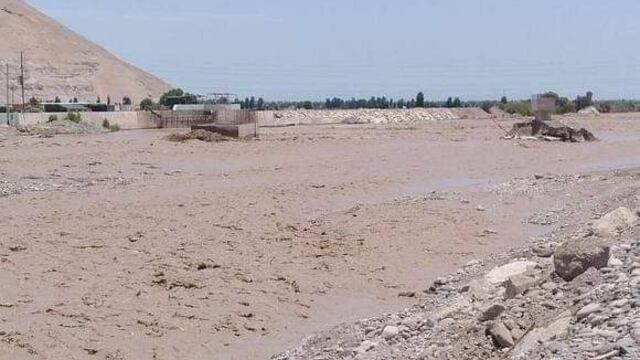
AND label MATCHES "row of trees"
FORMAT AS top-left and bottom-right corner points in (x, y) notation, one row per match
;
(237, 92), (468, 111)
(146, 88), (626, 116)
